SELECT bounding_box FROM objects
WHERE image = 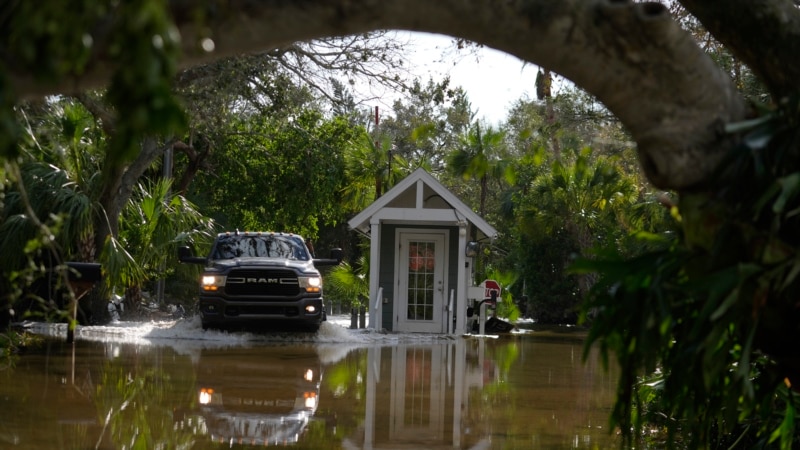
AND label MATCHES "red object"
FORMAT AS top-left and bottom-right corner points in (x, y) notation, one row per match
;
(482, 280), (501, 300)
